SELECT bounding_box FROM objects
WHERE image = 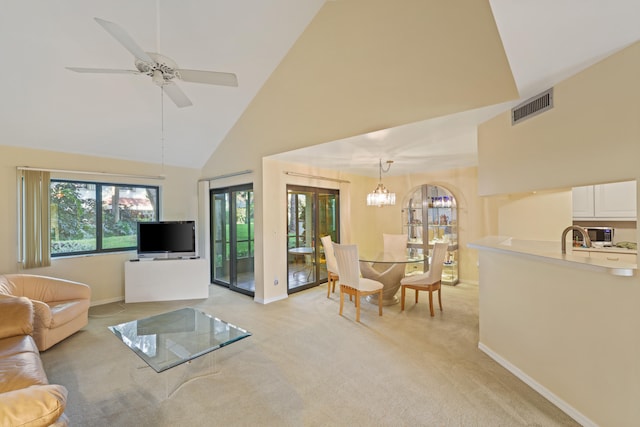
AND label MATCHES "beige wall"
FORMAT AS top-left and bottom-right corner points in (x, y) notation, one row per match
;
(478, 41), (640, 195)
(0, 145), (200, 305)
(495, 189), (573, 241)
(478, 252), (639, 426)
(475, 41), (640, 426)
